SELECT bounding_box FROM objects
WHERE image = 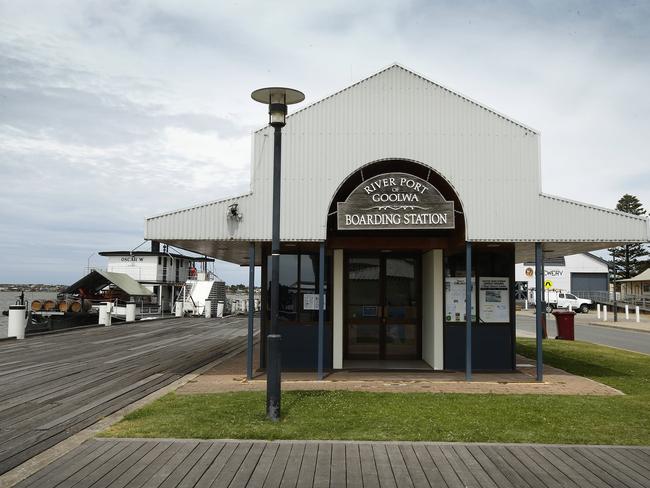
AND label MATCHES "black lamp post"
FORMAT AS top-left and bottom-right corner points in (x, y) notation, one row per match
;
(251, 87), (304, 421)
